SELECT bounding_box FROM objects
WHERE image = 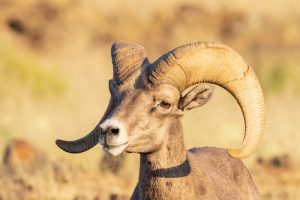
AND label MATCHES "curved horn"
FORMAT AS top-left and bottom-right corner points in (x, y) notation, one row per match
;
(56, 98), (114, 153)
(56, 128), (100, 153)
(112, 41), (149, 86)
(56, 42), (149, 153)
(148, 42), (265, 159)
